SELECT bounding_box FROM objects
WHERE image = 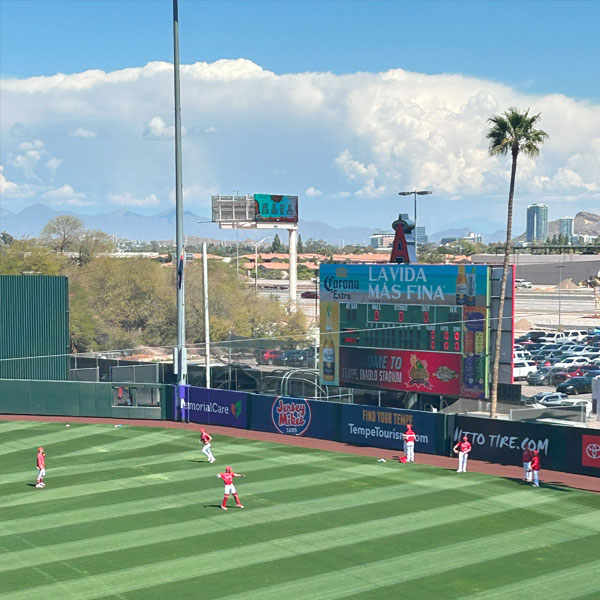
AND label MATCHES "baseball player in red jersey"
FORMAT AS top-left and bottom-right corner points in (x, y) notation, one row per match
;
(453, 436), (472, 473)
(403, 424), (416, 462)
(217, 466), (244, 510)
(36, 447), (46, 488)
(530, 450), (541, 487)
(200, 427), (216, 463)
